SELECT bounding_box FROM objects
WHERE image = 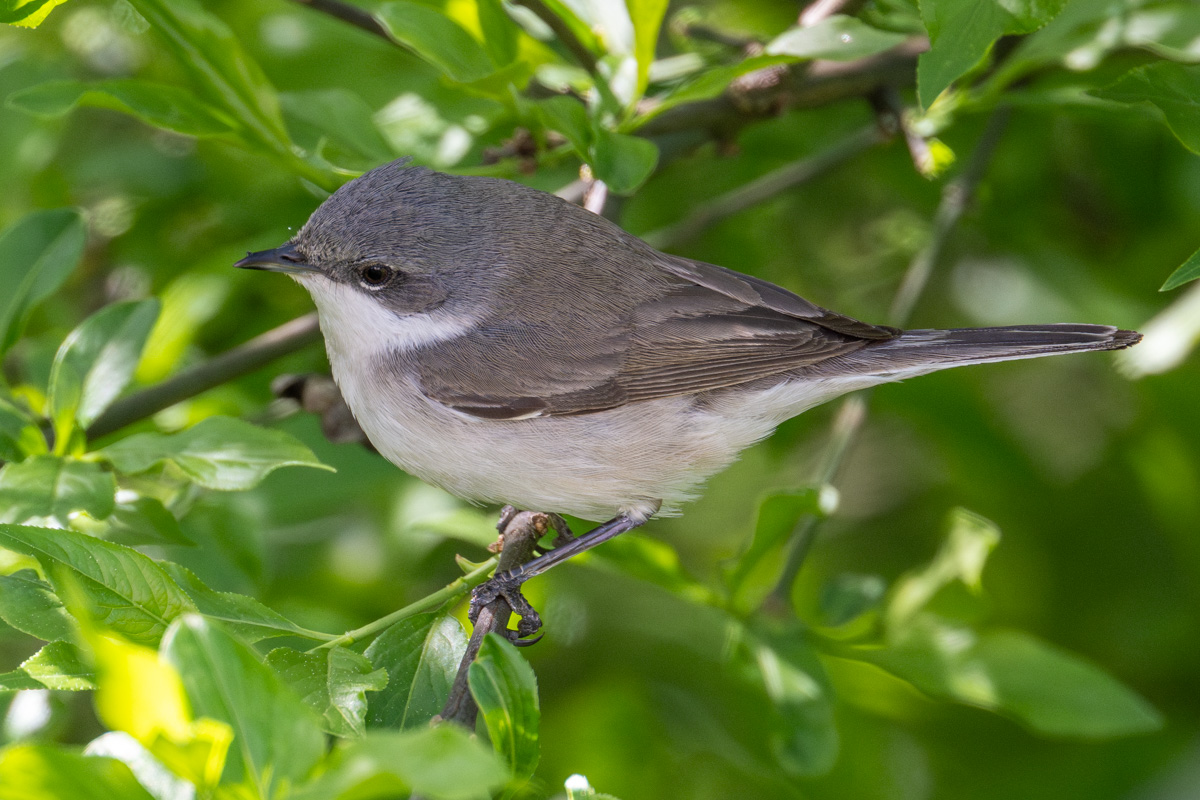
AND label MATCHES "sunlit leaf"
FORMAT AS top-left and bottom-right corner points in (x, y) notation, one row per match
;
(819, 573), (887, 628)
(724, 488), (823, 600)
(0, 0), (69, 27)
(267, 646), (387, 738)
(8, 640), (95, 690)
(364, 613), (466, 729)
(91, 631), (232, 788)
(162, 616), (325, 794)
(7, 79), (238, 136)
(378, 2), (497, 83)
(0, 524), (195, 645)
(591, 128), (657, 194)
(754, 631), (838, 776)
(98, 415), (334, 491)
(0, 399), (45, 463)
(0, 209), (86, 354)
(48, 299), (160, 444)
(0, 570), (76, 642)
(0, 745), (156, 800)
(1161, 243), (1200, 291)
(628, 0), (668, 94)
(768, 16), (907, 62)
(534, 94), (591, 156)
(0, 456), (116, 524)
(469, 633), (539, 783)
